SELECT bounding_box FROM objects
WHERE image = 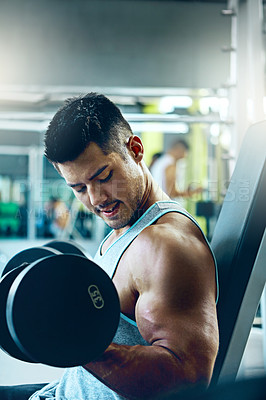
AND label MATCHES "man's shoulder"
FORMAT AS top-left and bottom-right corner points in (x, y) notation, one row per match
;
(131, 211), (205, 258)
(123, 211), (215, 293)
(135, 210), (214, 269)
(145, 210), (201, 238)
